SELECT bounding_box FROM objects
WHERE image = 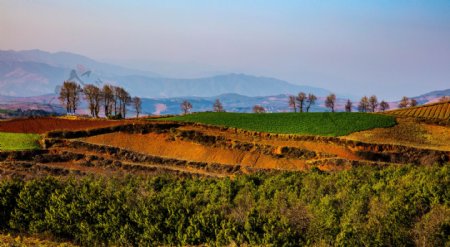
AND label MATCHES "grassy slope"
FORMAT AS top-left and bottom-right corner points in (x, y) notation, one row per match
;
(0, 132), (41, 151)
(161, 112), (396, 136)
